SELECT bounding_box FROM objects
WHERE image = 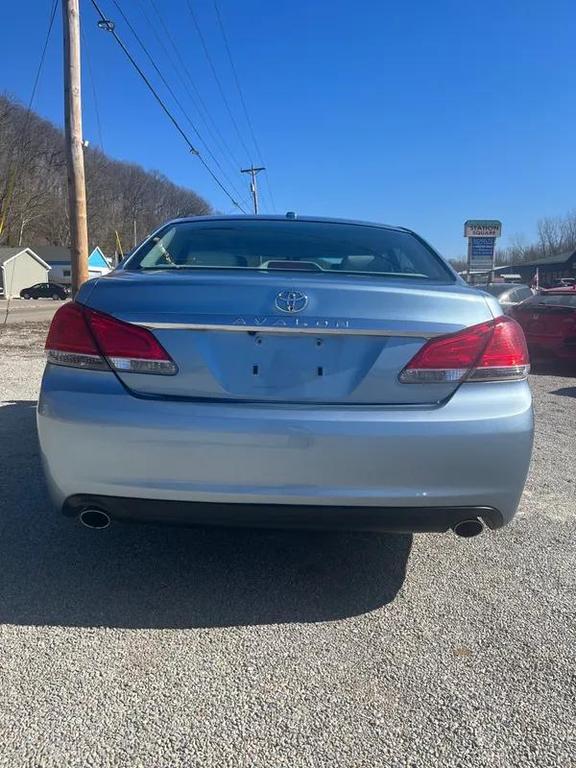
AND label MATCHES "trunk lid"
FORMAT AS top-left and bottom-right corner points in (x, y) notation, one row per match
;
(80, 271), (495, 405)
